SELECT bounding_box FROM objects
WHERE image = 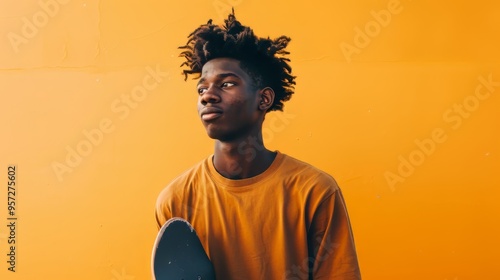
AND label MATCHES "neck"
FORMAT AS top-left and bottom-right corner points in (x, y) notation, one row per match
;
(213, 132), (276, 179)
